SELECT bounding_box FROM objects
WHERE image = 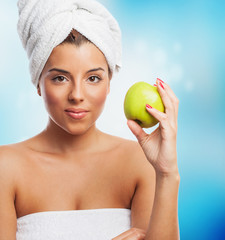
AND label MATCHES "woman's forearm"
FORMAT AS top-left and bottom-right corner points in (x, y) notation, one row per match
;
(145, 171), (180, 240)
